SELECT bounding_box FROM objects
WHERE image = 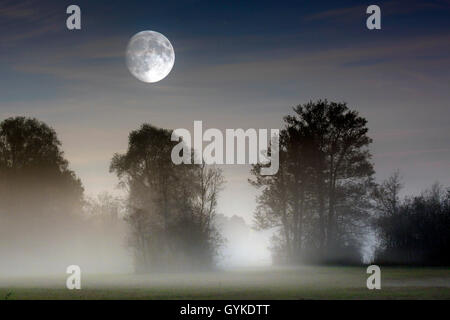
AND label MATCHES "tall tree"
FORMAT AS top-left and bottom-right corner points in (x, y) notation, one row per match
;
(290, 101), (374, 256)
(251, 100), (374, 264)
(110, 124), (223, 272)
